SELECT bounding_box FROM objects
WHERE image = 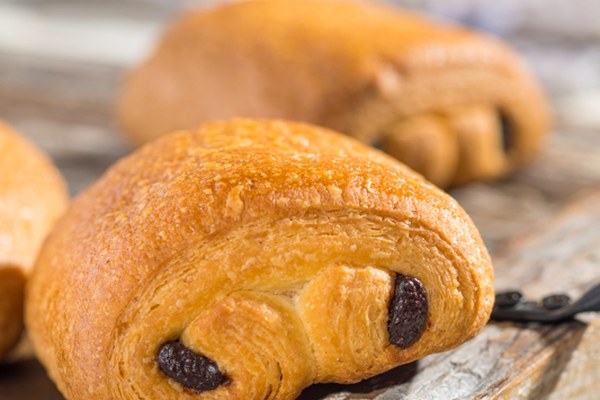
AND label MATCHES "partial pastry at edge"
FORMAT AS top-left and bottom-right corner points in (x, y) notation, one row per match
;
(118, 0), (550, 188)
(0, 121), (68, 359)
(27, 119), (493, 399)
